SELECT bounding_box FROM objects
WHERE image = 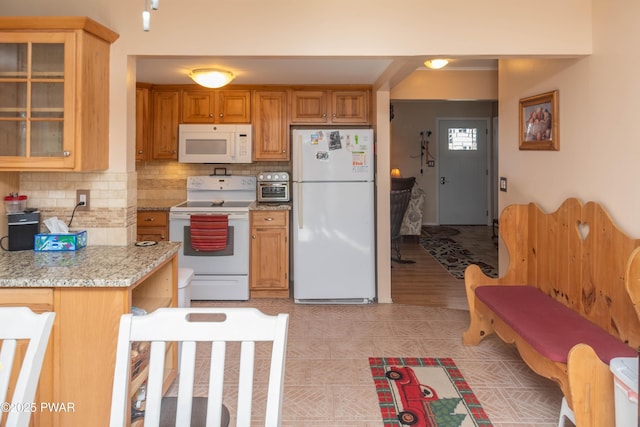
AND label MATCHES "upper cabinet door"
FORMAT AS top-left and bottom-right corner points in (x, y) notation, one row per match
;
(152, 90), (180, 160)
(216, 90), (251, 123)
(0, 33), (74, 169)
(182, 91), (215, 123)
(136, 85), (151, 161)
(253, 90), (289, 161)
(331, 91), (369, 124)
(0, 18), (118, 171)
(290, 90), (328, 123)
